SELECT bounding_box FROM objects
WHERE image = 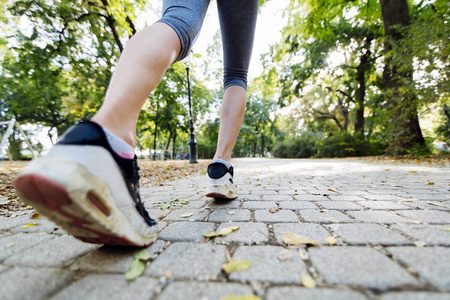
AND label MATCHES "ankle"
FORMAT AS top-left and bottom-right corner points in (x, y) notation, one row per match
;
(91, 118), (136, 148)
